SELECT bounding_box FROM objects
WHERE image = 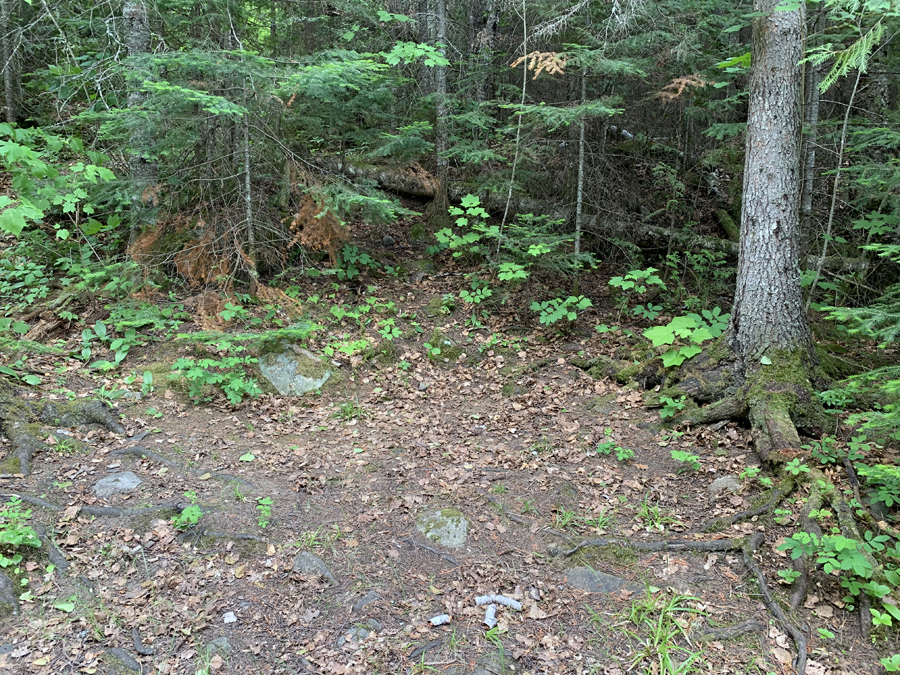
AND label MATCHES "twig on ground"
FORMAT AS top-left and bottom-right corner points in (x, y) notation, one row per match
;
(398, 536), (458, 565)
